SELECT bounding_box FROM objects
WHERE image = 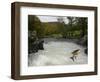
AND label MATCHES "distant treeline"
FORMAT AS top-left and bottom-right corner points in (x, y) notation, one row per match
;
(28, 15), (87, 39)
